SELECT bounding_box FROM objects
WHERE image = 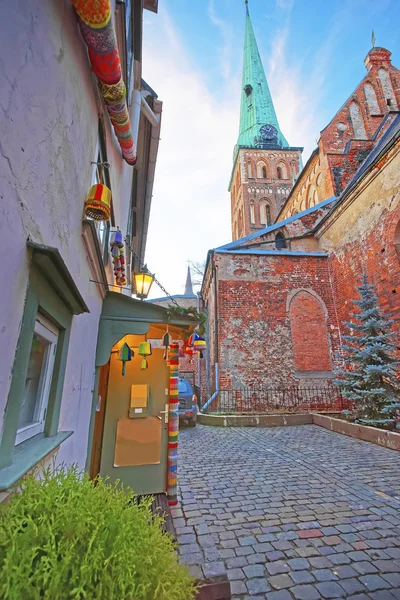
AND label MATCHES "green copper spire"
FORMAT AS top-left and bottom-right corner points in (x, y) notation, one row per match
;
(238, 3), (289, 149)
